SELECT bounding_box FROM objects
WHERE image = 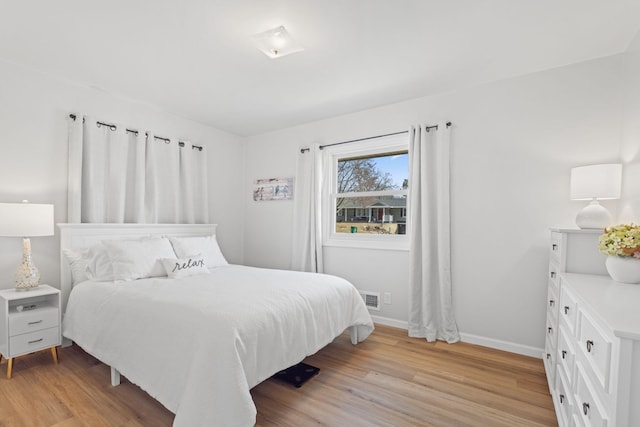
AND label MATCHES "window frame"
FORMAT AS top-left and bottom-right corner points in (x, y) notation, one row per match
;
(321, 133), (409, 251)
